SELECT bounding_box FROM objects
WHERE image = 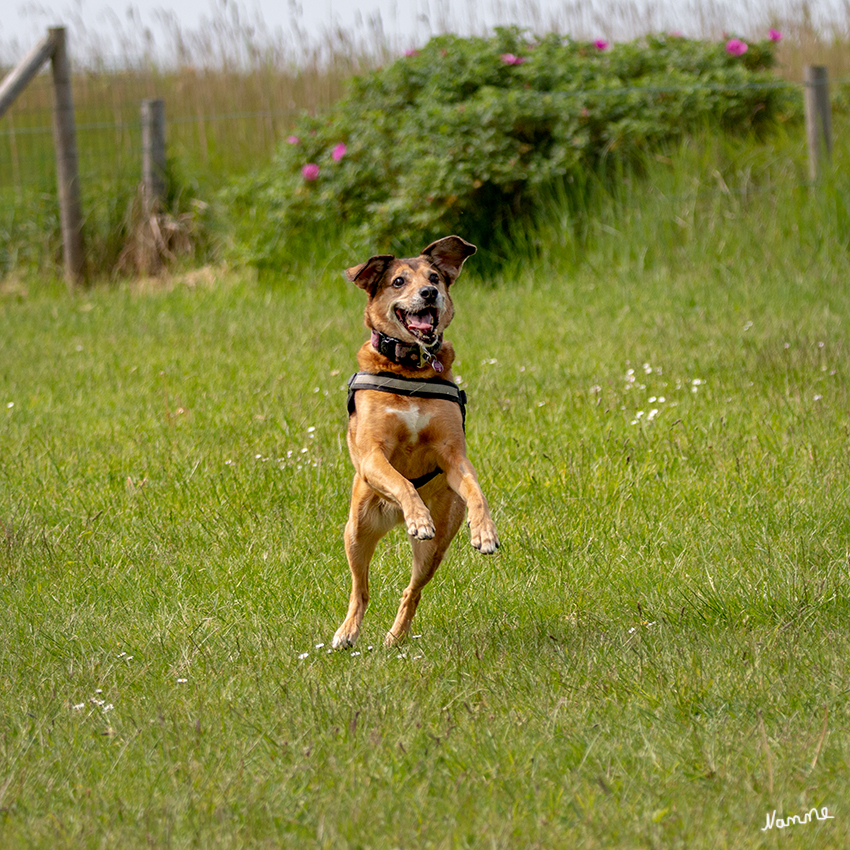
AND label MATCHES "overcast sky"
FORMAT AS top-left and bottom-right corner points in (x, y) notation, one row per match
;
(4, 0), (848, 62)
